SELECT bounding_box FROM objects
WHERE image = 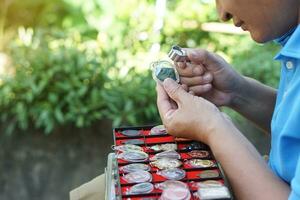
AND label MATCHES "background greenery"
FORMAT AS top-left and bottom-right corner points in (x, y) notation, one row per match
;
(0, 0), (280, 134)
